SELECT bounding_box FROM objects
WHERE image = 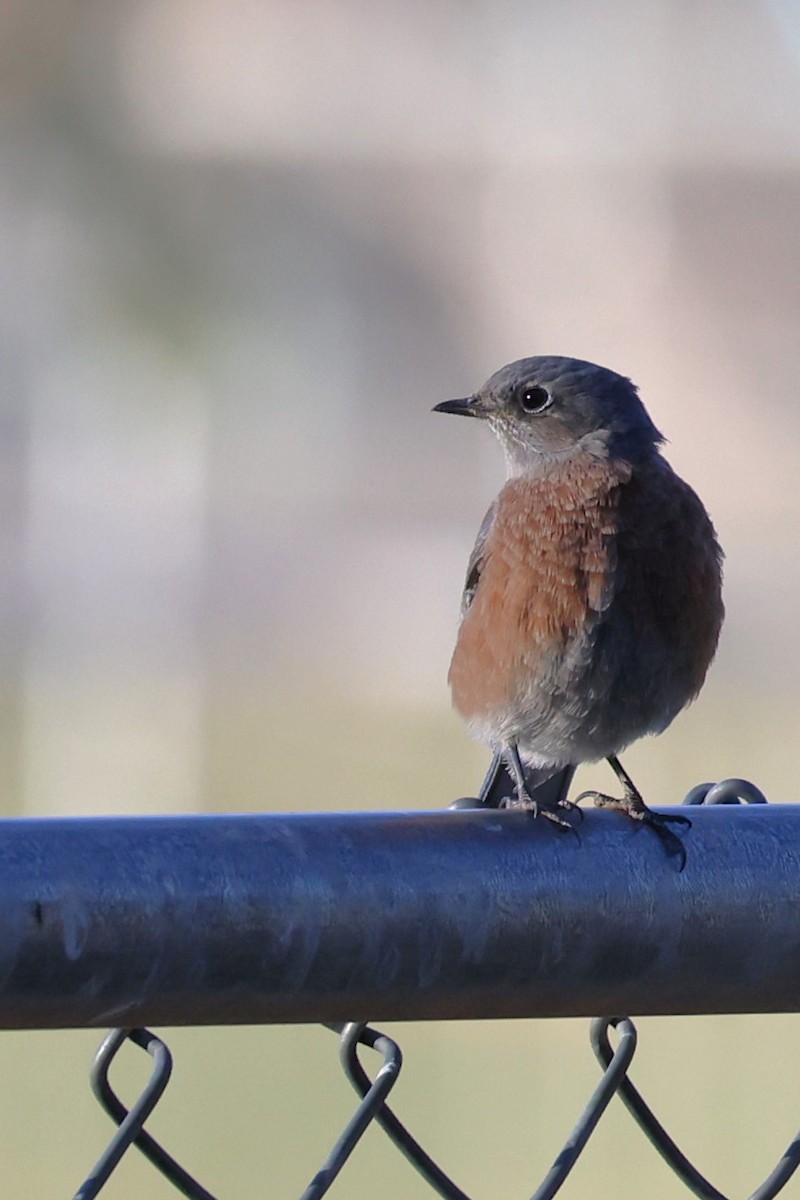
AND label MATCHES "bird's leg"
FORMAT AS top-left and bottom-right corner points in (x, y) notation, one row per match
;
(577, 755), (691, 868)
(477, 752), (509, 807)
(500, 744), (575, 830)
